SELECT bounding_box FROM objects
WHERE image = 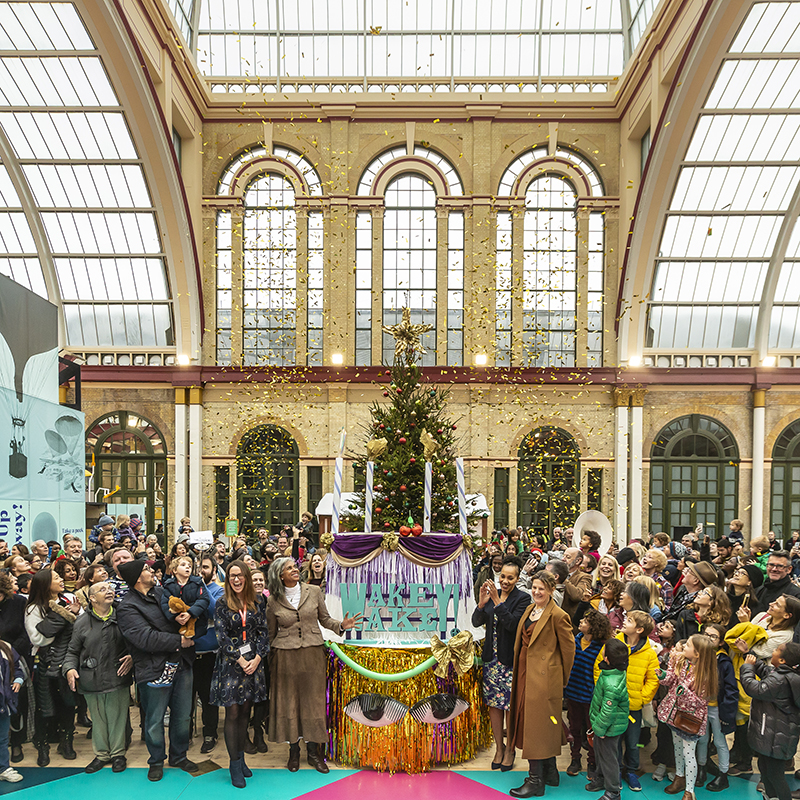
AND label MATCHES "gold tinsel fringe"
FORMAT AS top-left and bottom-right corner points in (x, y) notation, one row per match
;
(326, 642), (491, 774)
